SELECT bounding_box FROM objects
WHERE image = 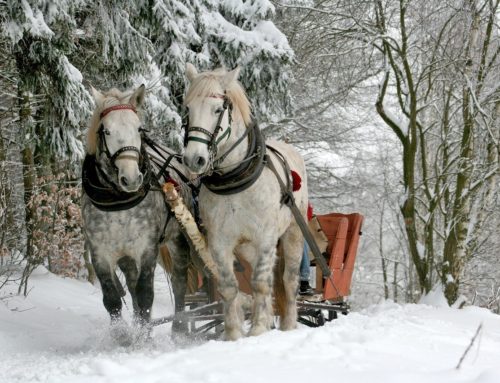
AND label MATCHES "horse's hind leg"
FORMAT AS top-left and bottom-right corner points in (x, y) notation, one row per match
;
(166, 233), (190, 334)
(249, 245), (276, 336)
(279, 225), (303, 331)
(135, 245), (158, 325)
